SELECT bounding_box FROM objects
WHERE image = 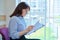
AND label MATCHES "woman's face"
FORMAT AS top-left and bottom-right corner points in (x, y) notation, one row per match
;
(22, 8), (30, 16)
